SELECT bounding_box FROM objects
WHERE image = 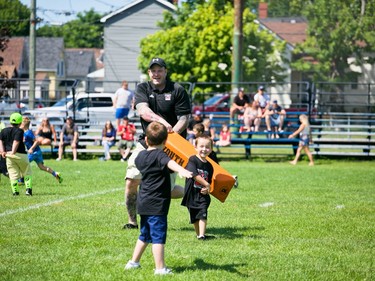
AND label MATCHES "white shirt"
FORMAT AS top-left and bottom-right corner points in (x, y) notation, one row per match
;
(114, 88), (133, 108)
